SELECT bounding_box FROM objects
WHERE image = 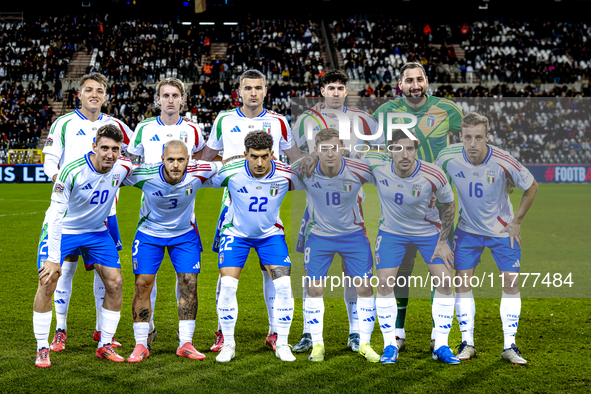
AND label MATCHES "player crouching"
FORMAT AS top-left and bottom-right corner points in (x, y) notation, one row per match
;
(212, 131), (304, 363)
(33, 125), (132, 367)
(124, 140), (221, 363)
(357, 129), (458, 364)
